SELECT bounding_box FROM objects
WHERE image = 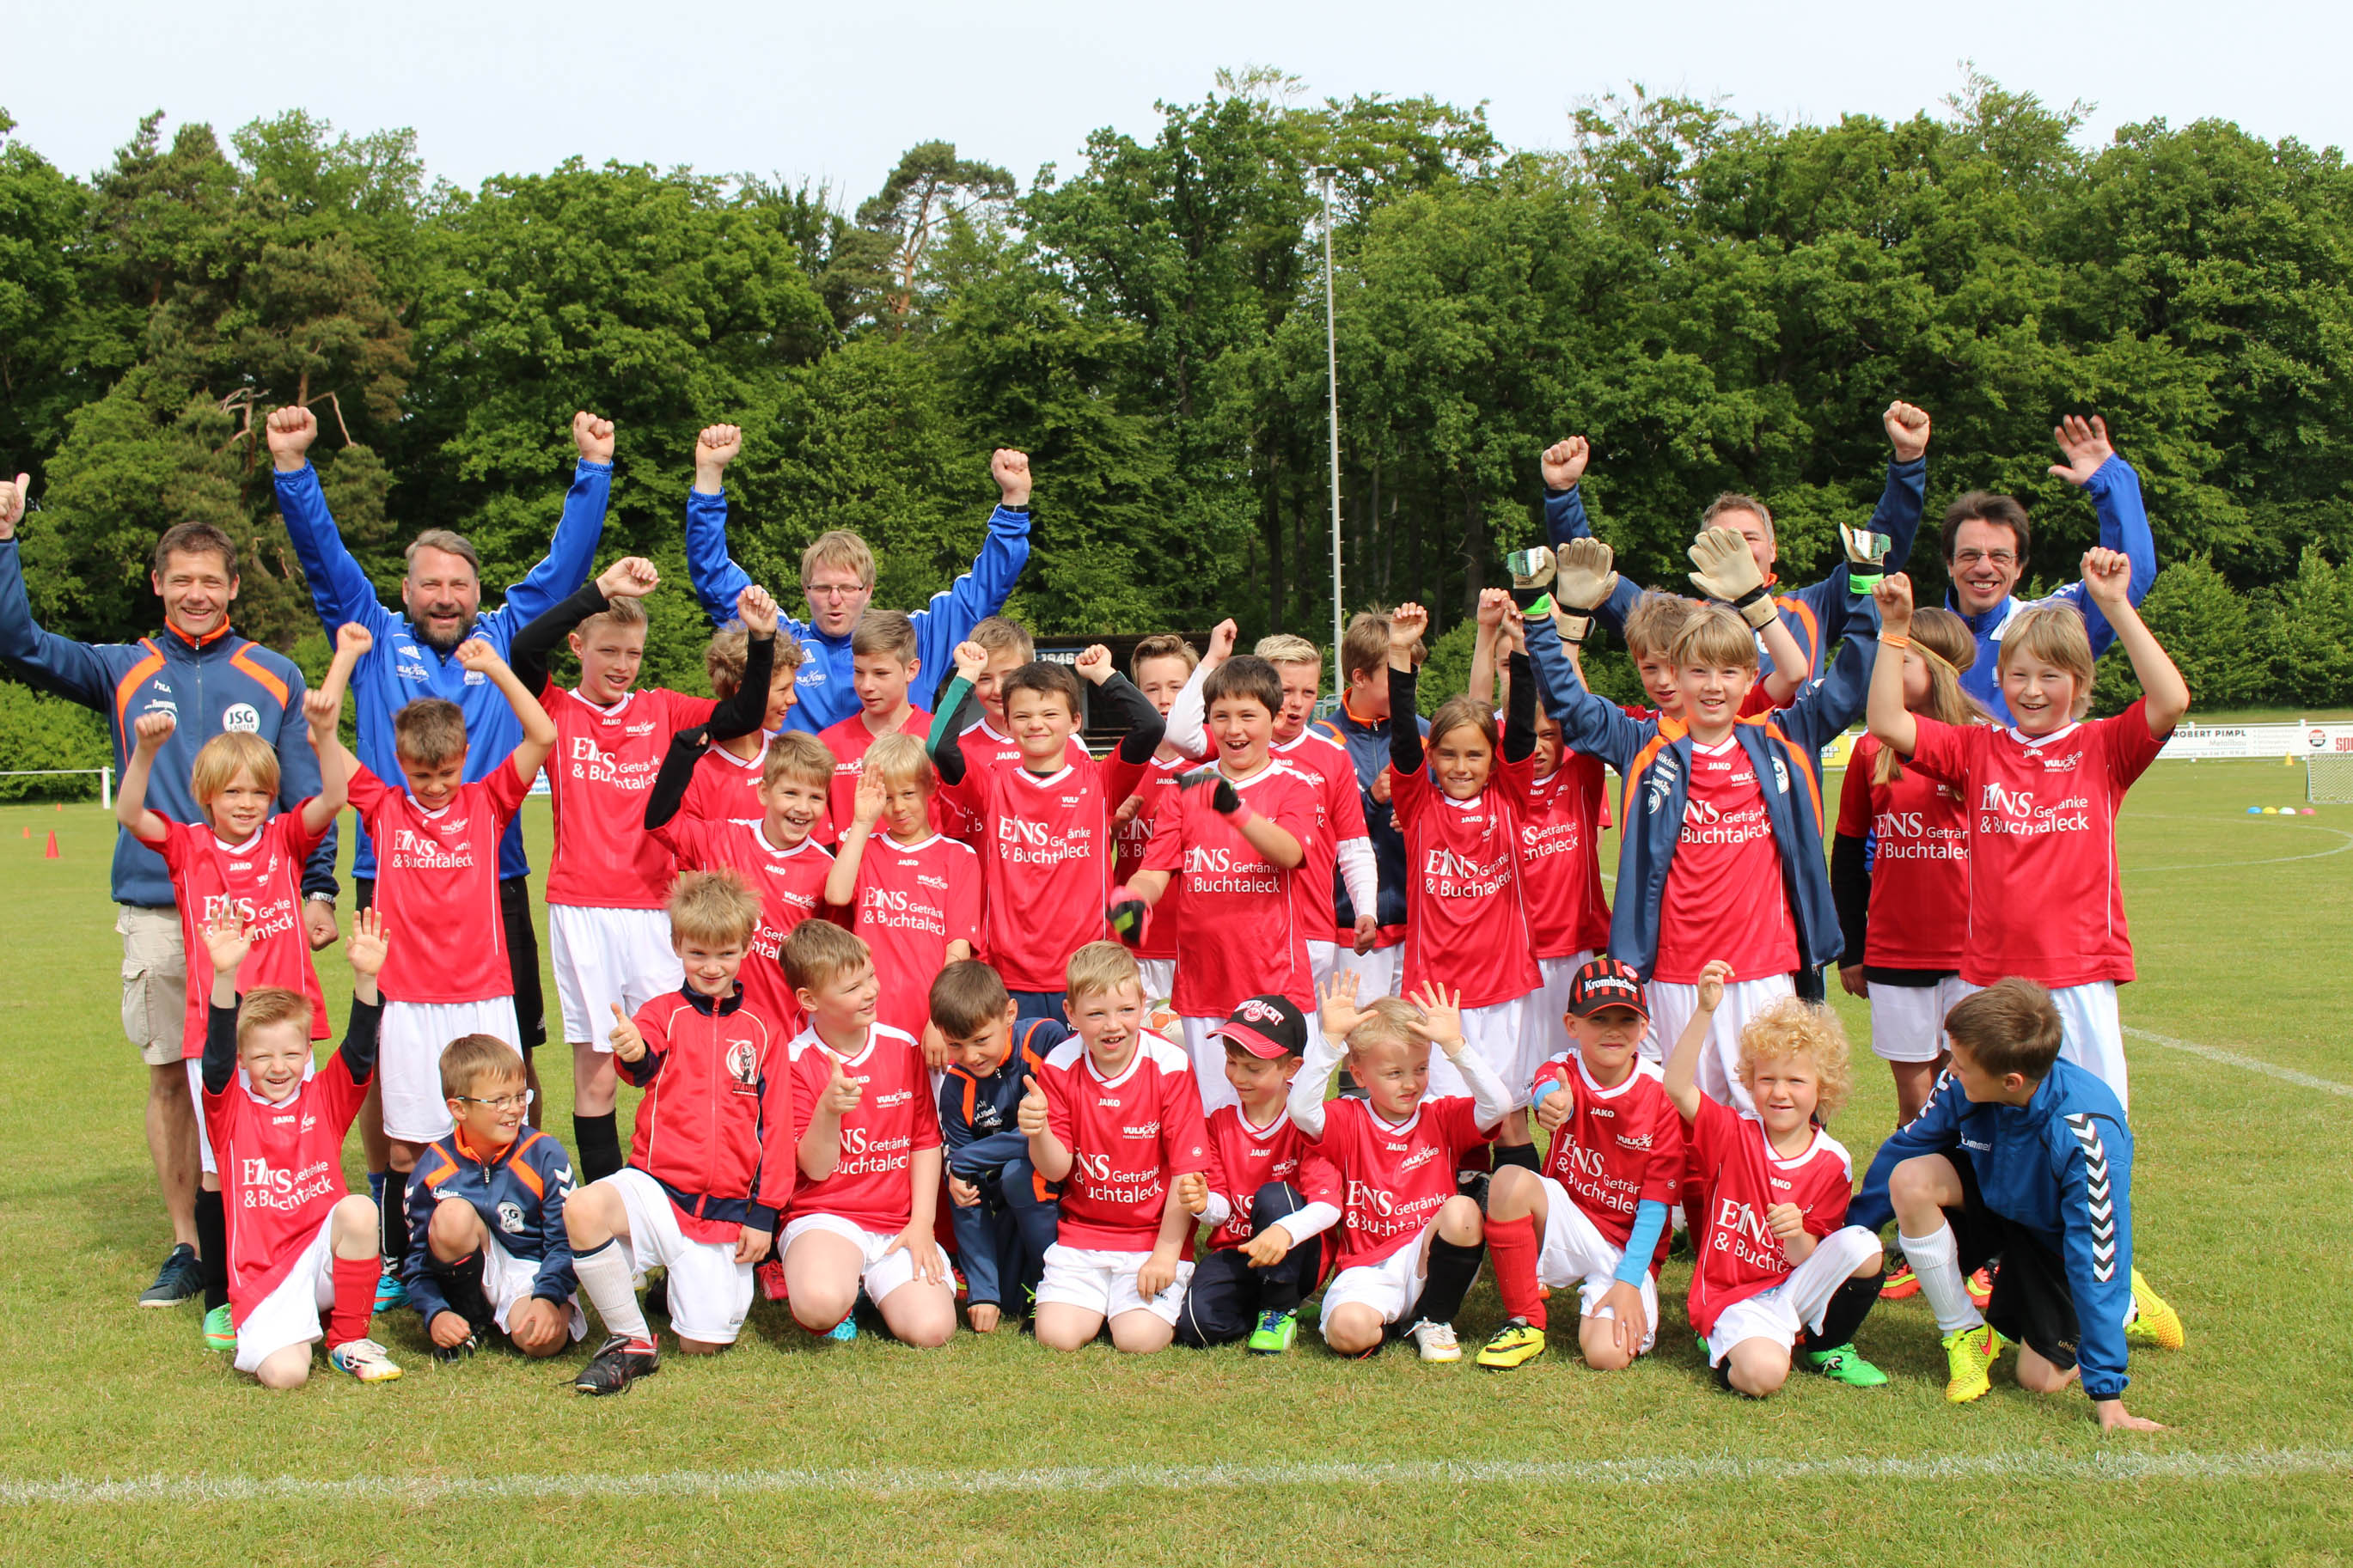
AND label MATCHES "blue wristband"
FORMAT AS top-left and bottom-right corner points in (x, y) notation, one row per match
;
(1613, 1199), (1669, 1288)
